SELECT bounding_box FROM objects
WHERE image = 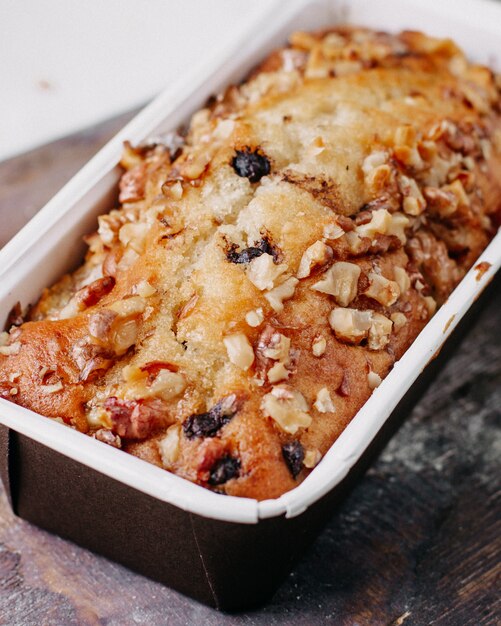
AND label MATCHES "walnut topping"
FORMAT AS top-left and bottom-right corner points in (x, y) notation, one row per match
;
(158, 424), (181, 467)
(134, 280), (157, 298)
(329, 308), (393, 349)
(181, 151), (211, 180)
(0, 332), (9, 346)
(261, 332), (291, 362)
(362, 151), (393, 194)
(89, 296), (146, 356)
(363, 272), (400, 306)
(0, 341), (21, 356)
(40, 380), (64, 394)
(261, 385), (312, 434)
(386, 212), (410, 243)
(329, 308), (372, 344)
(393, 267), (411, 294)
(313, 387), (335, 413)
(60, 276), (115, 320)
(267, 362), (290, 383)
(399, 175), (426, 215)
(355, 208), (391, 239)
(303, 448), (322, 468)
(93, 429), (122, 449)
(368, 313), (393, 350)
(223, 333), (255, 371)
(367, 370), (382, 389)
(87, 406), (112, 429)
(297, 241), (333, 279)
(245, 307), (264, 327)
(312, 335), (327, 357)
(323, 221), (345, 242)
(423, 186), (458, 217)
(162, 180), (184, 200)
(423, 295), (437, 316)
(108, 295), (146, 318)
(118, 222), (150, 254)
(443, 179), (470, 207)
(362, 150), (388, 175)
(246, 254), (288, 291)
(312, 262), (361, 306)
(264, 277), (299, 312)
(393, 124), (424, 169)
(122, 363), (186, 401)
(390, 312), (408, 330)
